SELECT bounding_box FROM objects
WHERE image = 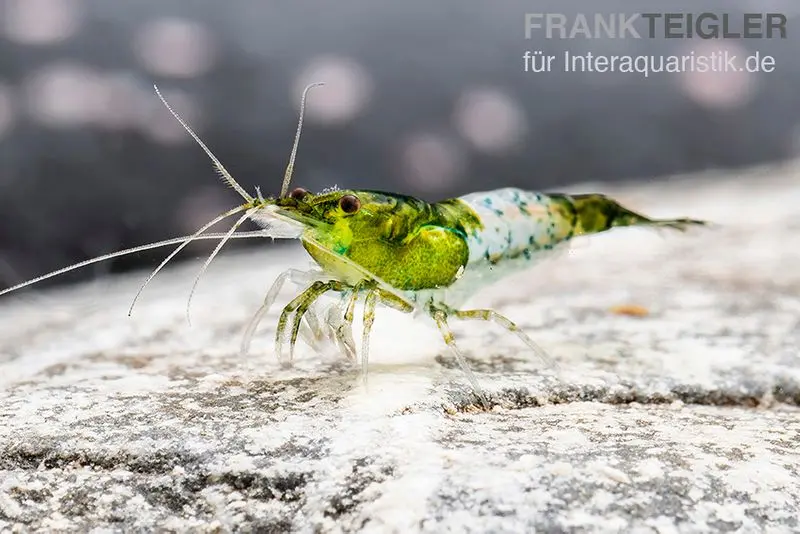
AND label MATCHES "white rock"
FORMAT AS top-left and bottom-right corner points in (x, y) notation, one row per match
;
(1, 163), (799, 531)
